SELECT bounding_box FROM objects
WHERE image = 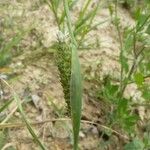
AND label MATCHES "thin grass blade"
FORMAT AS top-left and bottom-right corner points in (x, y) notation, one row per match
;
(0, 99), (13, 113)
(59, 0), (79, 26)
(13, 94), (46, 150)
(75, 0), (92, 29)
